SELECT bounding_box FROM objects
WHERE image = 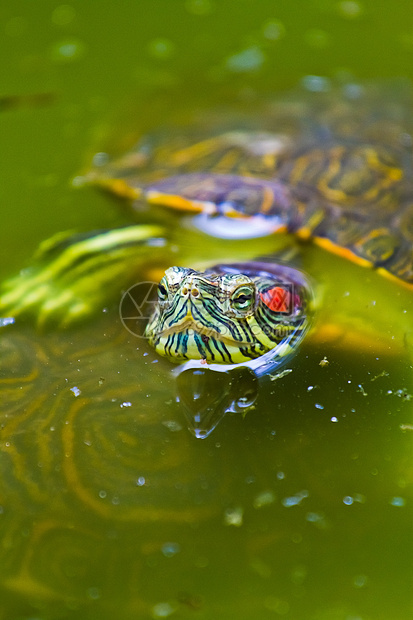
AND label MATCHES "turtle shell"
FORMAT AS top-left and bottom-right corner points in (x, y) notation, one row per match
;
(89, 81), (413, 288)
